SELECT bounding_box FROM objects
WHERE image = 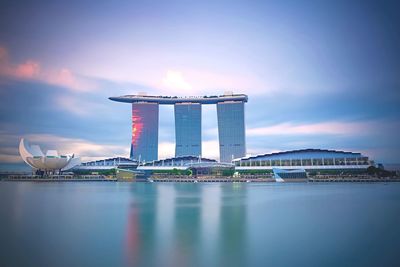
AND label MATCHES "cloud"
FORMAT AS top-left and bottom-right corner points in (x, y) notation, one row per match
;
(14, 60), (41, 78)
(162, 70), (192, 91)
(25, 134), (129, 161)
(0, 46), (7, 60)
(177, 68), (265, 95)
(55, 94), (107, 117)
(158, 142), (175, 159)
(246, 148), (282, 157)
(0, 132), (130, 164)
(369, 148), (400, 164)
(246, 120), (400, 137)
(0, 46), (96, 91)
(155, 68), (265, 96)
(158, 140), (220, 160)
(204, 120), (363, 138)
(45, 68), (97, 91)
(246, 121), (371, 136)
(202, 140), (220, 160)
(0, 154), (22, 164)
